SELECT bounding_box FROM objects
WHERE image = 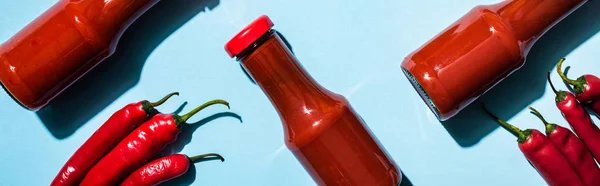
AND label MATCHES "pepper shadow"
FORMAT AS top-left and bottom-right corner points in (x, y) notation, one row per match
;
(442, 1), (600, 147)
(159, 112), (241, 185)
(35, 0), (221, 139)
(173, 102), (189, 115)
